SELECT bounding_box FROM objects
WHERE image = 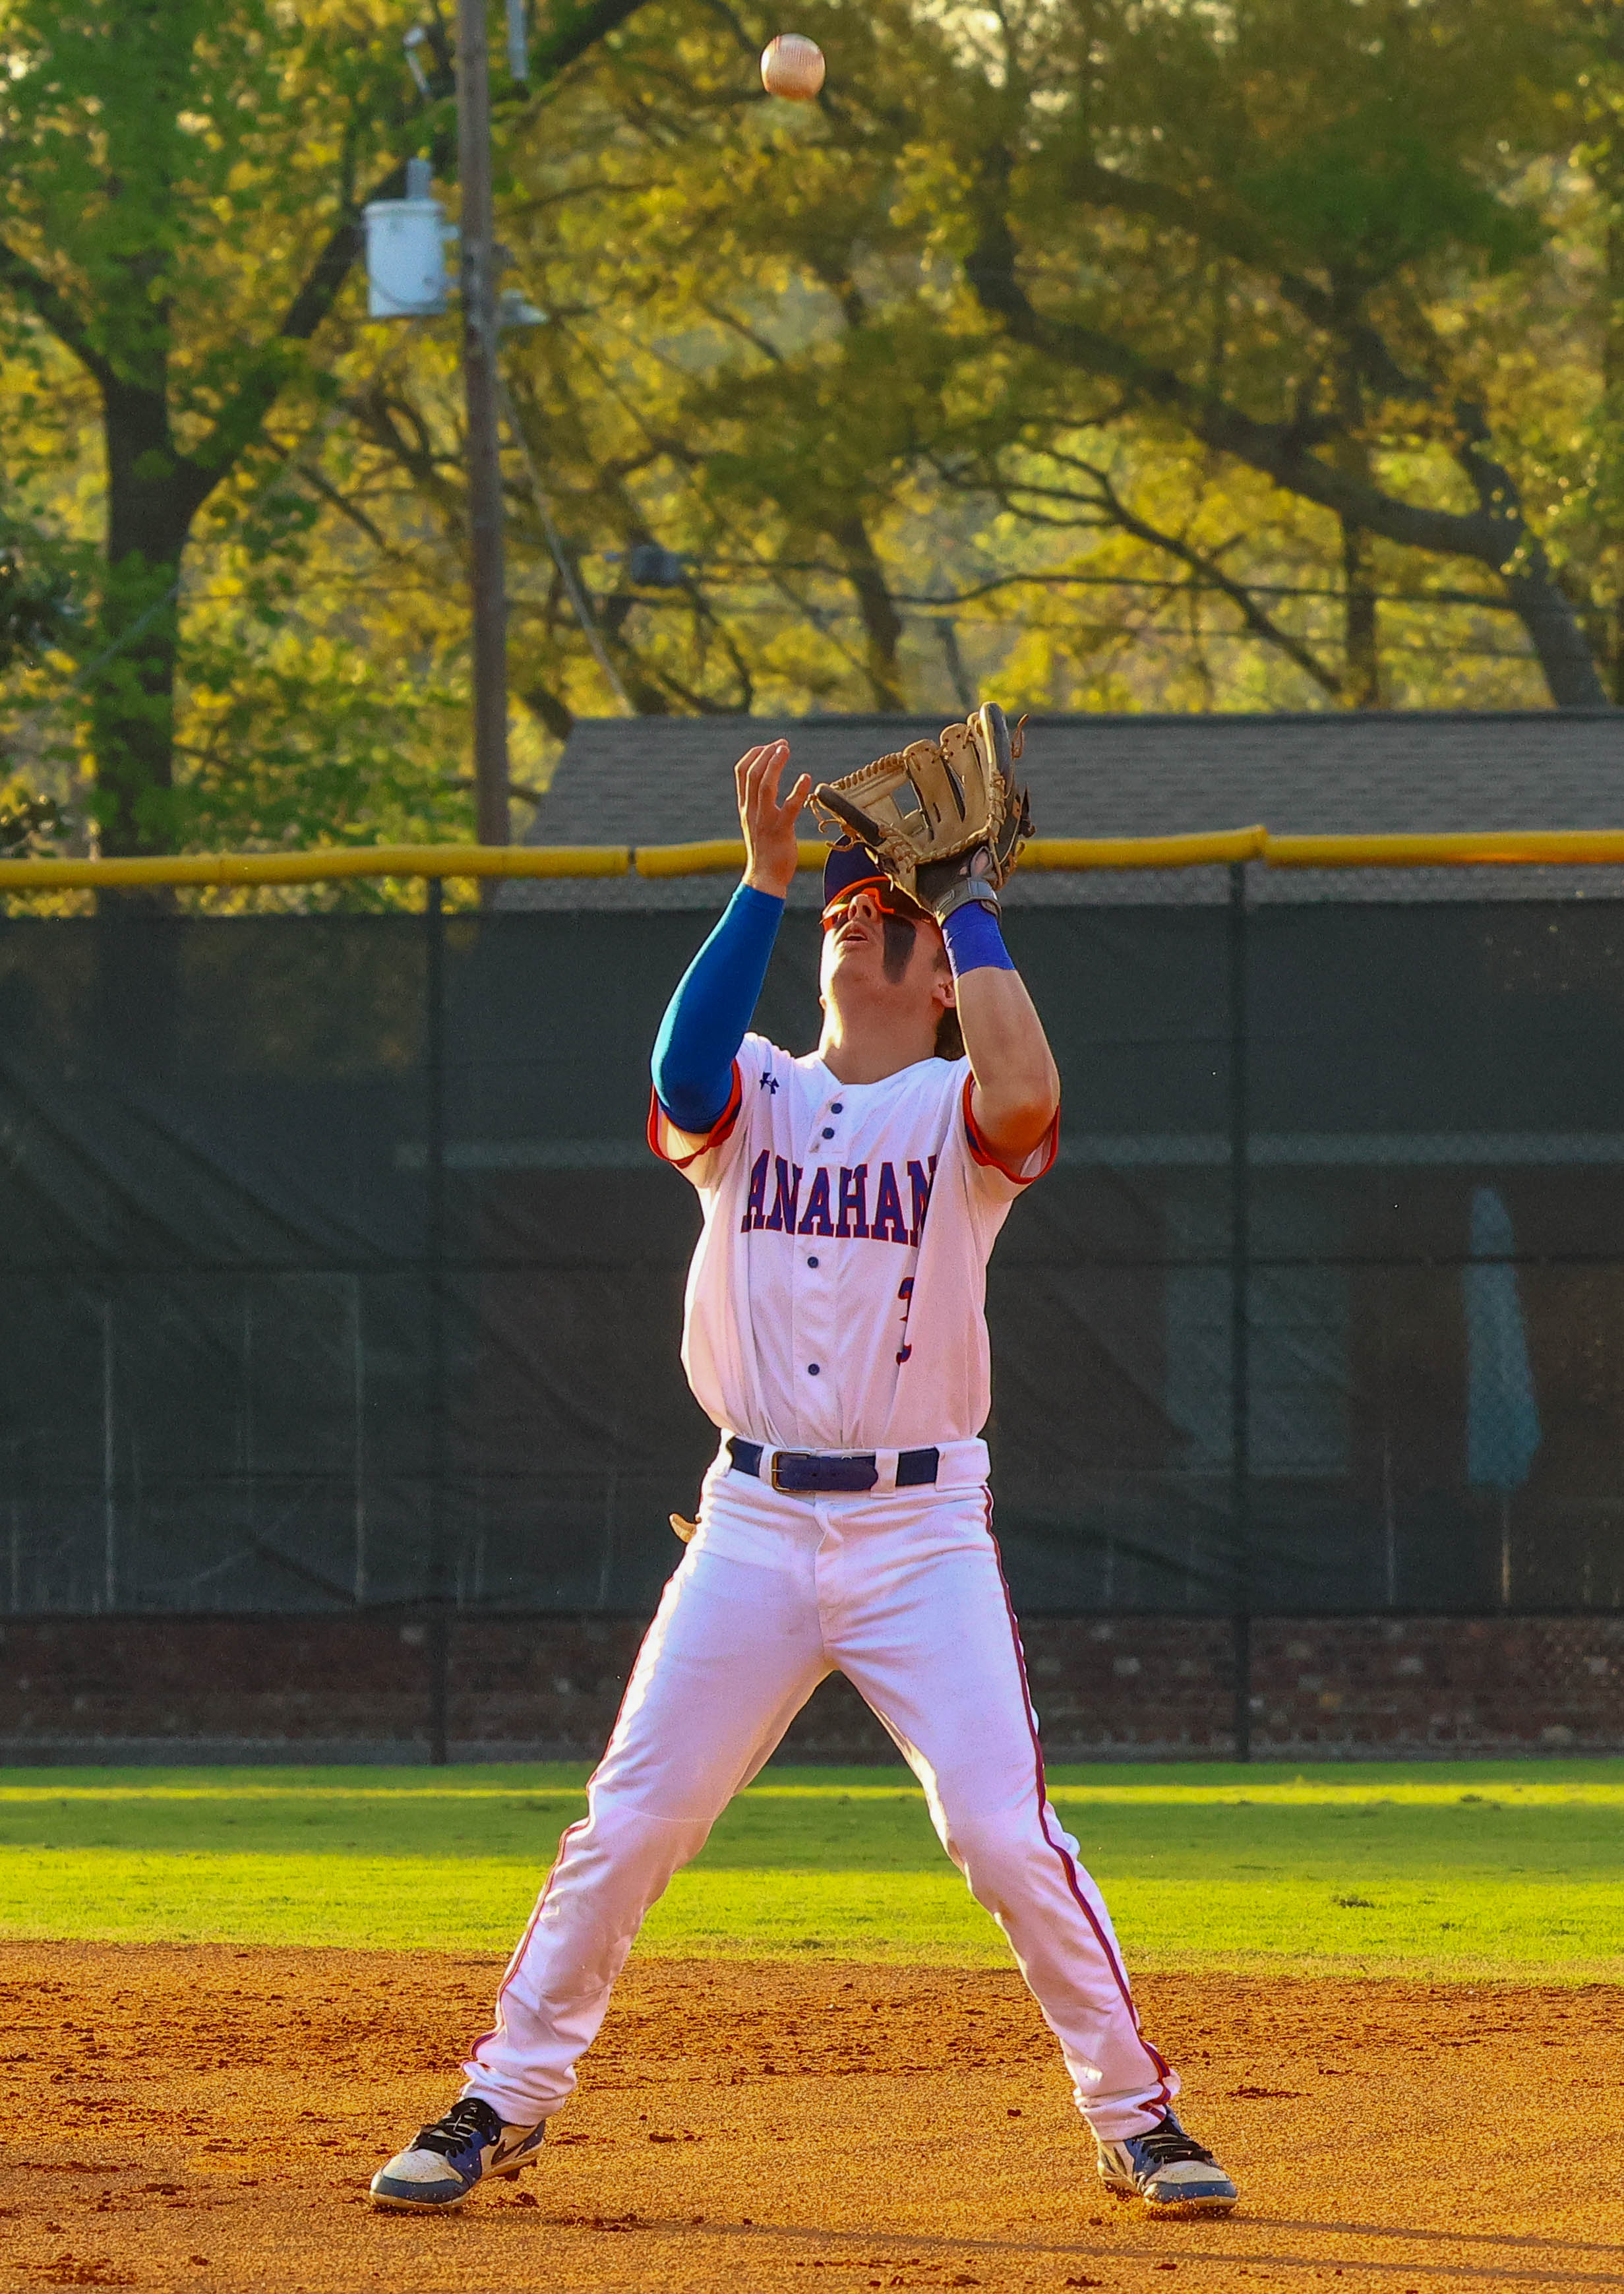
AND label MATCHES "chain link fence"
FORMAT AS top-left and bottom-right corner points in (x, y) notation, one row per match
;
(2, 887), (1622, 1635)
